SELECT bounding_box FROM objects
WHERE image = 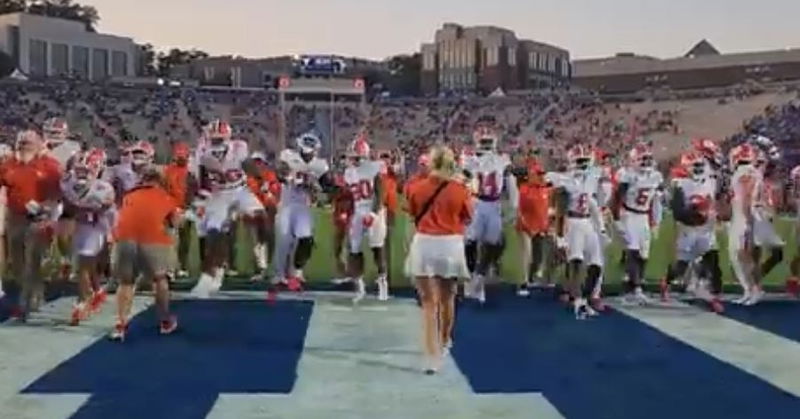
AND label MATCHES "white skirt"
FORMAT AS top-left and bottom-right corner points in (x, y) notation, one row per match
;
(405, 233), (470, 279)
